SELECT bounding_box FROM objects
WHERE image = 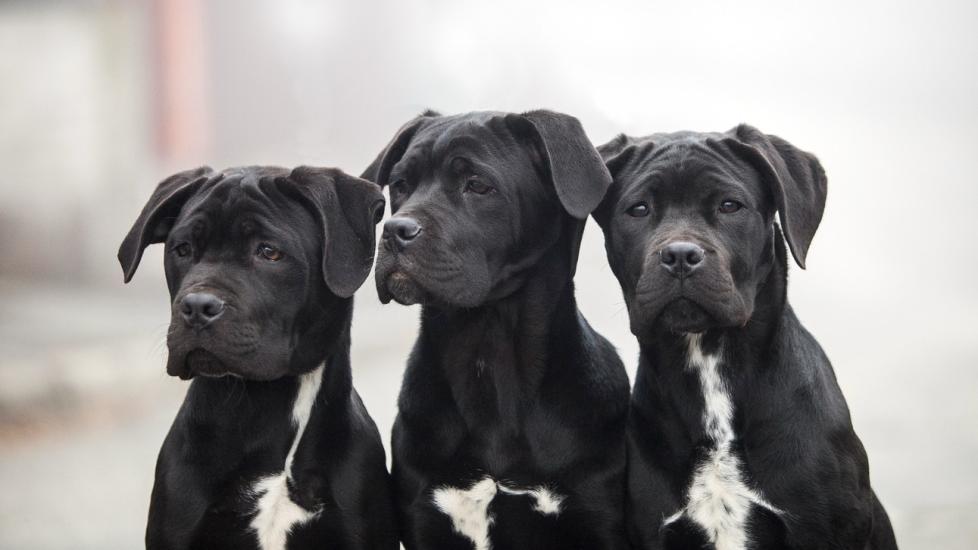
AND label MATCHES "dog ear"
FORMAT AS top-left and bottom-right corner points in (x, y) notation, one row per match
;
(361, 110), (440, 185)
(117, 166), (214, 283)
(597, 133), (637, 178)
(506, 110), (612, 219)
(723, 125), (827, 268)
(287, 167), (386, 298)
(592, 134), (640, 228)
